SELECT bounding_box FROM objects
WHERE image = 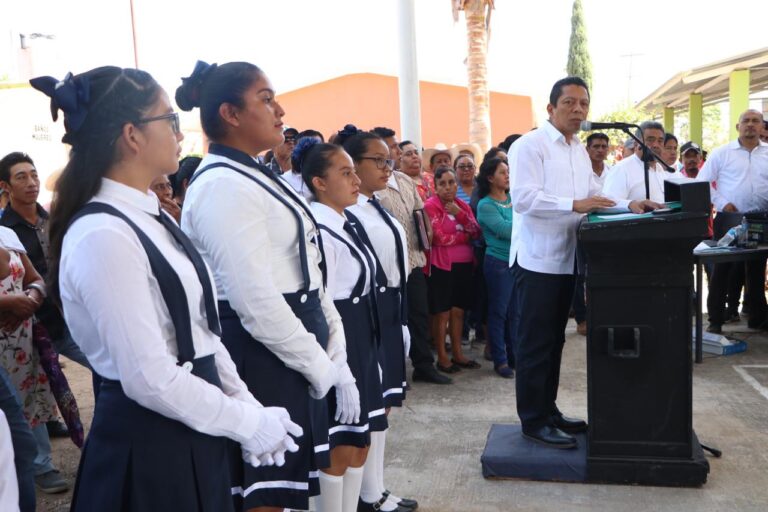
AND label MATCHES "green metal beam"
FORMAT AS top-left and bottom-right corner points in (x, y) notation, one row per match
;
(729, 69), (750, 141)
(689, 93), (703, 146)
(663, 107), (674, 133)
